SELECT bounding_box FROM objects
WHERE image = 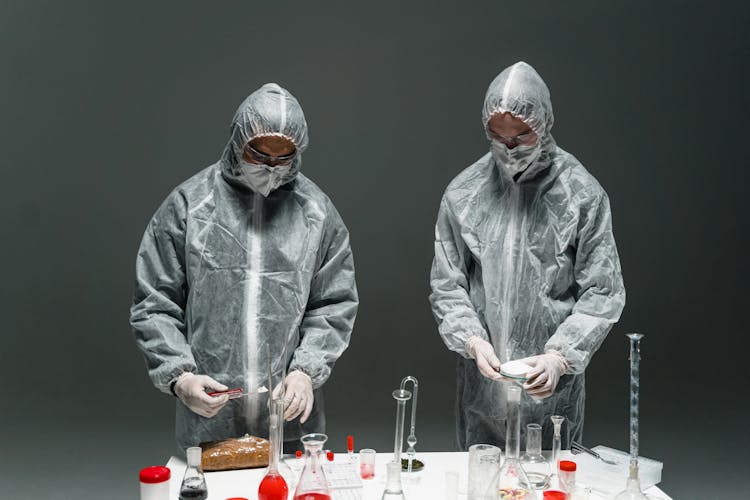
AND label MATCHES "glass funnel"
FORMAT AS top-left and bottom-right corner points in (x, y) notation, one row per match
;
(520, 423), (550, 489)
(293, 433), (331, 500)
(484, 384), (538, 500)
